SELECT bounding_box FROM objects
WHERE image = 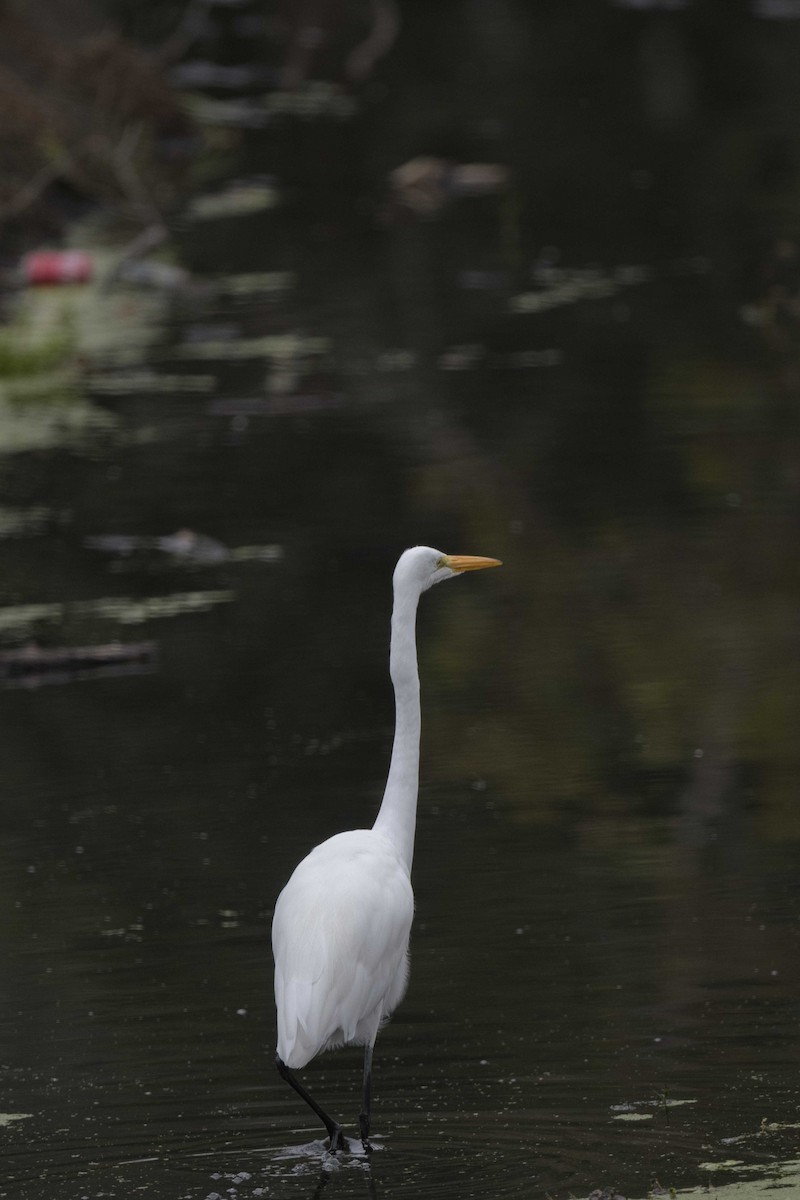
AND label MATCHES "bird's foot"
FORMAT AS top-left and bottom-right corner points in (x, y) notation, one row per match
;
(327, 1125), (345, 1154)
(358, 1112), (373, 1155)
